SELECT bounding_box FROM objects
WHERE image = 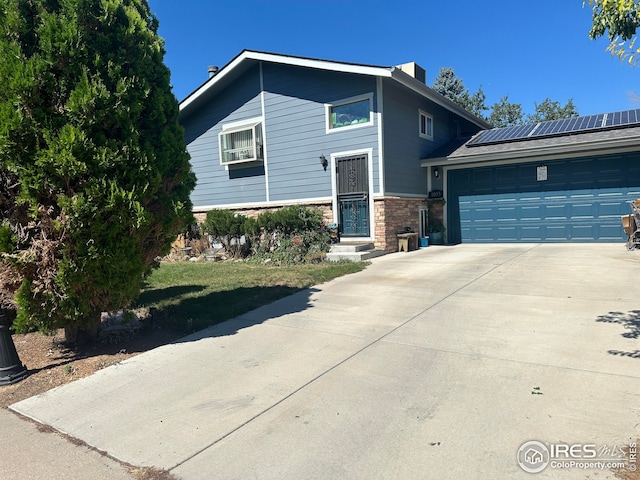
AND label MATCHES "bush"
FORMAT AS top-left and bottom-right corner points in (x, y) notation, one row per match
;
(202, 210), (254, 258)
(202, 206), (330, 264)
(251, 206), (330, 265)
(0, 0), (195, 341)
